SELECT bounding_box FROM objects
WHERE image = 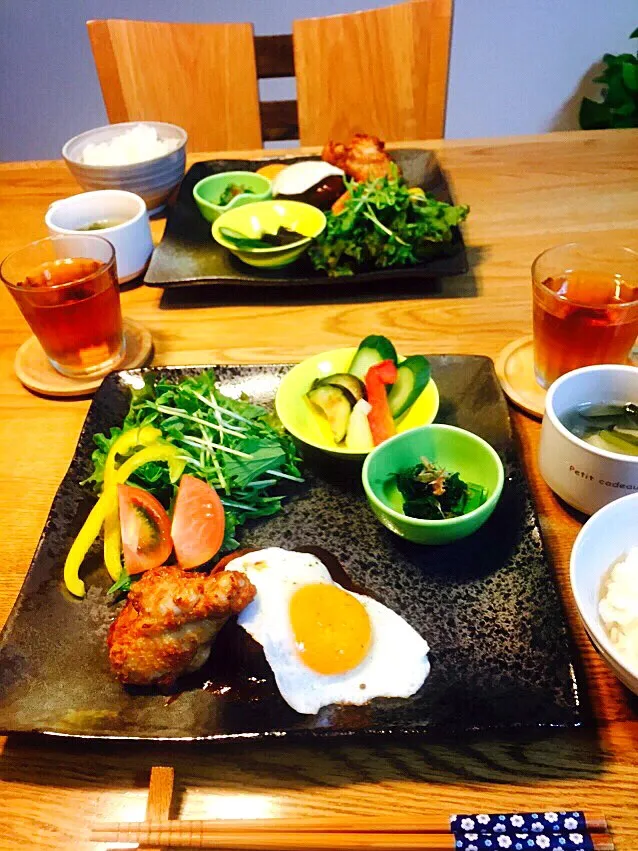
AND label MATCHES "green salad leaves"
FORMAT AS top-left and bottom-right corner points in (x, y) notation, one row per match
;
(85, 370), (303, 551)
(308, 167), (469, 277)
